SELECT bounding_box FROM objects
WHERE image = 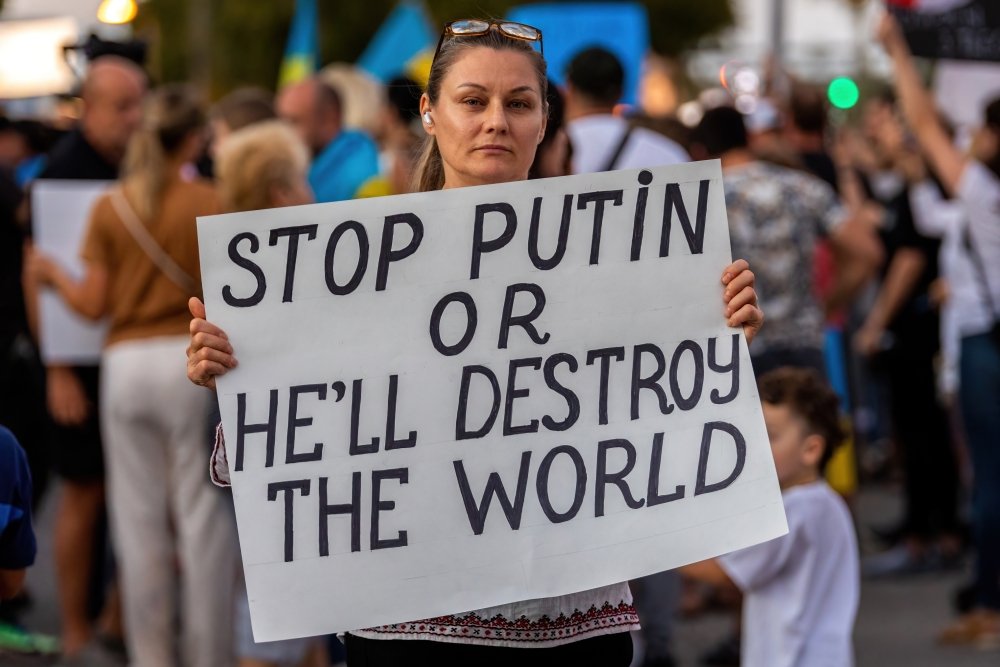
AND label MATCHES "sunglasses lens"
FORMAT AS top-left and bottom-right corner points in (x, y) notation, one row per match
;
(450, 19), (490, 35)
(499, 22), (540, 40)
